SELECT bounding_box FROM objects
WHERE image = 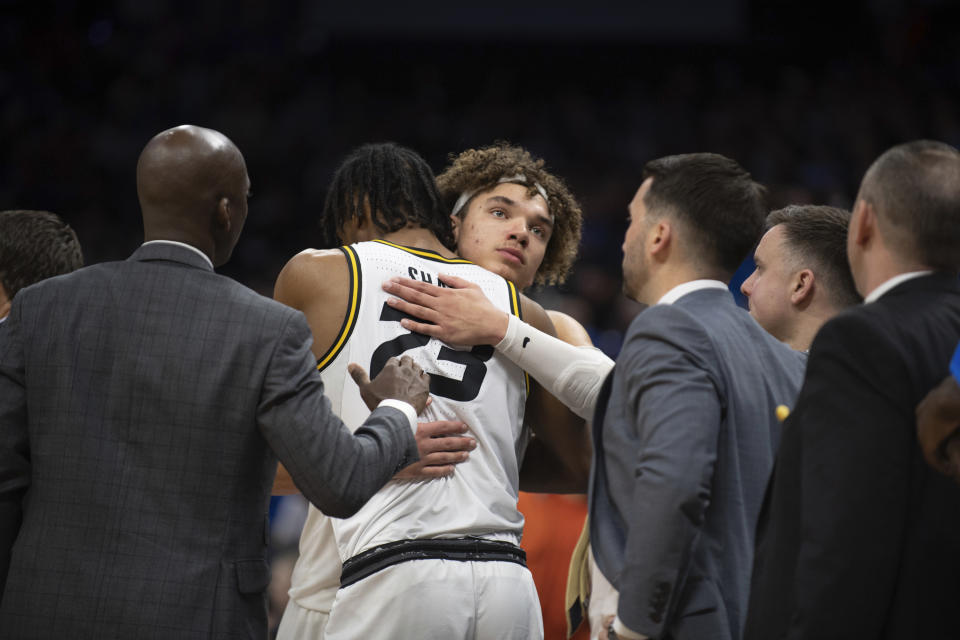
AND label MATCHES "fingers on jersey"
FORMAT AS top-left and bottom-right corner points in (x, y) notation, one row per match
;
(383, 275), (507, 345)
(347, 362), (371, 387)
(349, 357), (432, 414)
(416, 419), (473, 440)
(416, 421), (476, 456)
(396, 420), (475, 480)
(383, 280), (442, 322)
(436, 273), (475, 289)
(393, 458), (459, 480)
